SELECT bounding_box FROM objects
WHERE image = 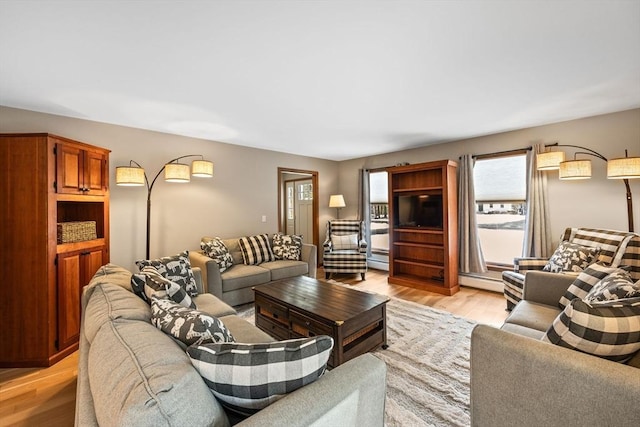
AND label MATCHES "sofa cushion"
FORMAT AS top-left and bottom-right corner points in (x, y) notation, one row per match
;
(221, 264), (271, 292)
(89, 263), (134, 291)
(272, 233), (303, 260)
(500, 322), (546, 340)
(504, 301), (562, 333)
(201, 237), (234, 272)
(151, 297), (235, 346)
(239, 234), (275, 265)
(192, 293), (237, 318)
(187, 336), (333, 415)
(558, 263), (629, 309)
(131, 266), (195, 308)
(584, 271), (640, 302)
(543, 297), (640, 362)
(260, 260), (309, 281)
(543, 241), (600, 273)
(88, 307), (228, 427)
(136, 250), (199, 297)
(219, 314), (275, 343)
